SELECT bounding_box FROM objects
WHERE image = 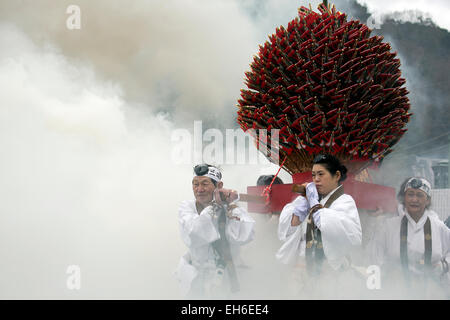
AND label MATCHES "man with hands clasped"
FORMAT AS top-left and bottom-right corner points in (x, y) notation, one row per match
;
(175, 164), (255, 298)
